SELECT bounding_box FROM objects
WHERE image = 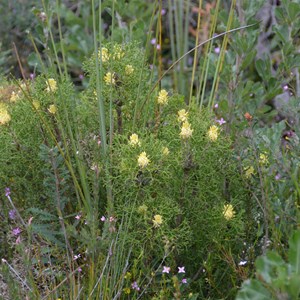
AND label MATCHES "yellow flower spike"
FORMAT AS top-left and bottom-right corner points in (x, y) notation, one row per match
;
(125, 65), (134, 75)
(0, 108), (11, 125)
(48, 104), (57, 114)
(113, 45), (124, 60)
(152, 214), (163, 228)
(157, 89), (168, 105)
(104, 72), (116, 85)
(137, 204), (148, 214)
(223, 204), (235, 220)
(98, 47), (109, 62)
(177, 109), (188, 122)
(45, 78), (57, 93)
(123, 287), (131, 295)
(137, 151), (150, 168)
(32, 100), (40, 110)
(180, 121), (193, 139)
(162, 147), (170, 156)
(10, 91), (20, 102)
(244, 166), (254, 178)
(124, 272), (132, 280)
(259, 153), (268, 165)
(207, 125), (219, 141)
(129, 133), (141, 147)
